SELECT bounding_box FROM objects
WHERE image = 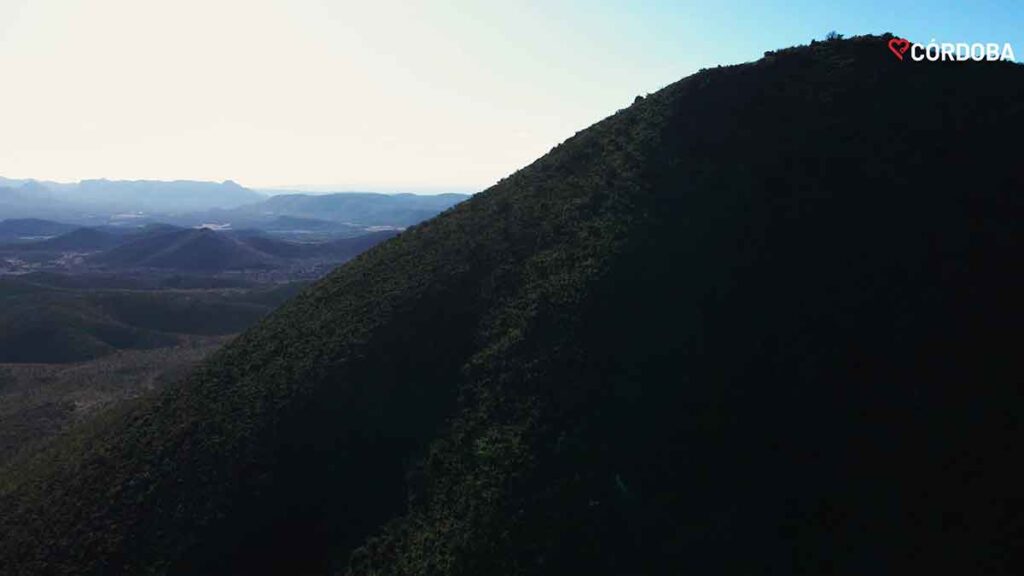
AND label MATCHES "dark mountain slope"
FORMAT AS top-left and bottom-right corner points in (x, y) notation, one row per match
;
(0, 296), (177, 363)
(0, 276), (287, 363)
(2, 35), (1023, 575)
